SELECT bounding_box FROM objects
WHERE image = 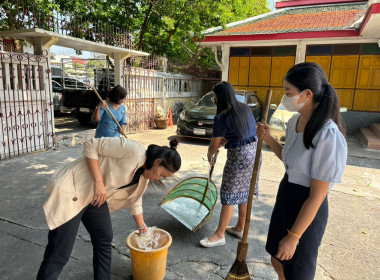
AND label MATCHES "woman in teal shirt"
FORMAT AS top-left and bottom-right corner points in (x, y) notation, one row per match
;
(258, 62), (347, 280)
(92, 85), (127, 138)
